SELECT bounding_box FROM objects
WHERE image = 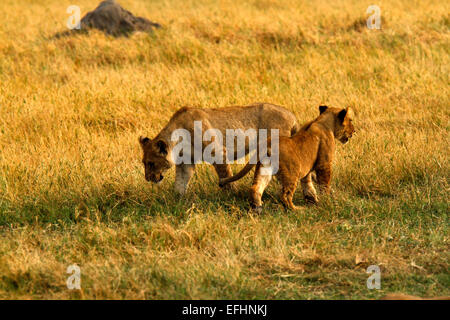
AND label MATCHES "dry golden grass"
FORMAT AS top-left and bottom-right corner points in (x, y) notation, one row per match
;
(0, 0), (448, 299)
